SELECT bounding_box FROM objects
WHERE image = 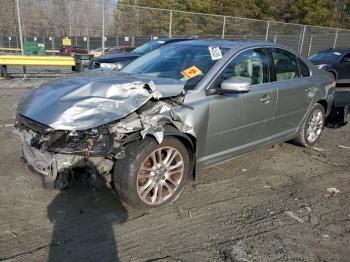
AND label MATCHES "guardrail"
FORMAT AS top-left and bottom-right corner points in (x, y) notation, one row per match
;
(0, 47), (60, 54)
(0, 55), (76, 79)
(0, 55), (75, 66)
